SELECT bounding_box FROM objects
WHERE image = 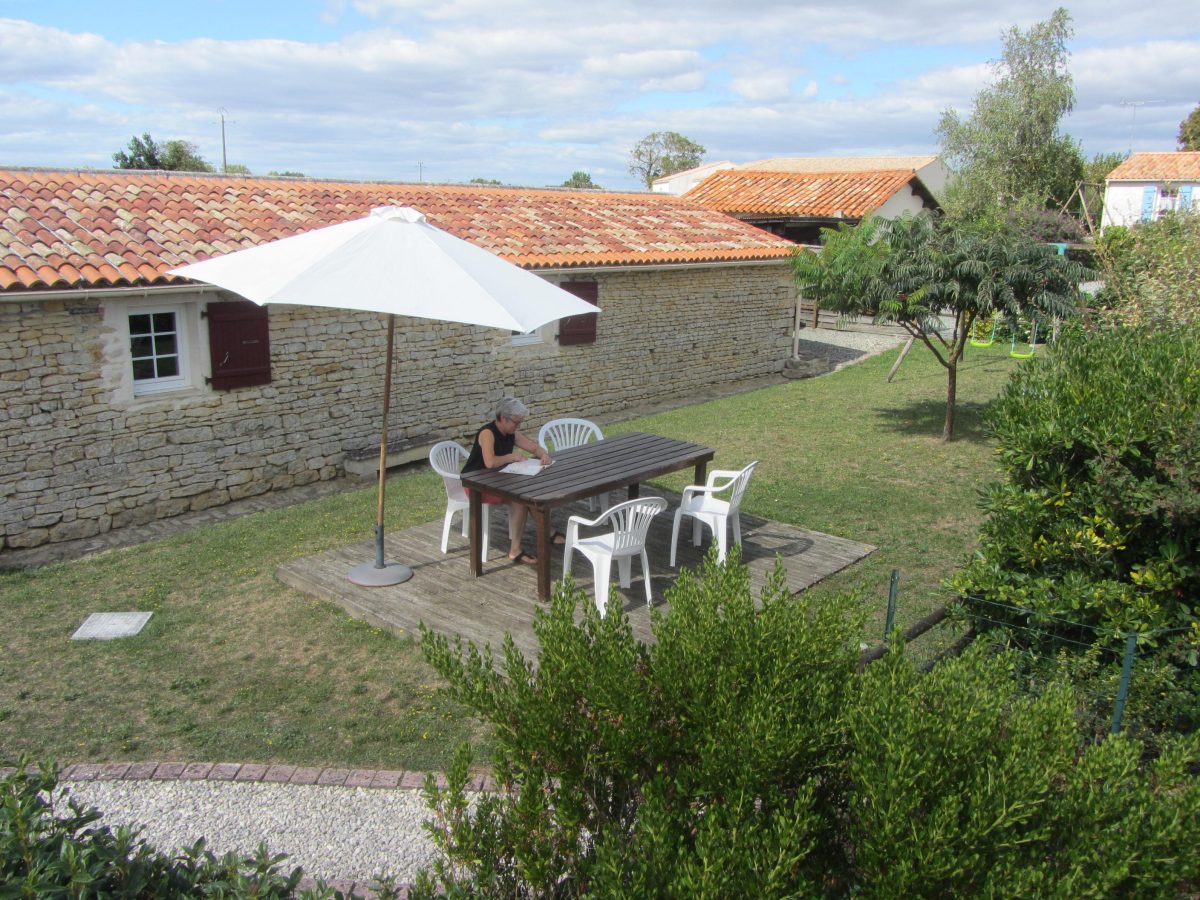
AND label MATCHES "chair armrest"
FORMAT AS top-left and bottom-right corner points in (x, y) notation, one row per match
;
(705, 469), (742, 488)
(681, 482), (728, 503)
